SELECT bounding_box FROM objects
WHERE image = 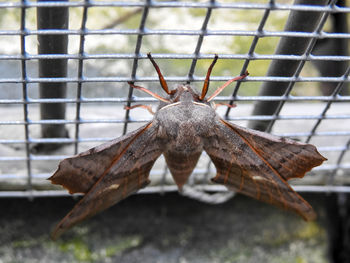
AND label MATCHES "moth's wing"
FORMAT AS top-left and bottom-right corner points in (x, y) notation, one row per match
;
(50, 123), (156, 194)
(204, 119), (326, 221)
(50, 122), (163, 239)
